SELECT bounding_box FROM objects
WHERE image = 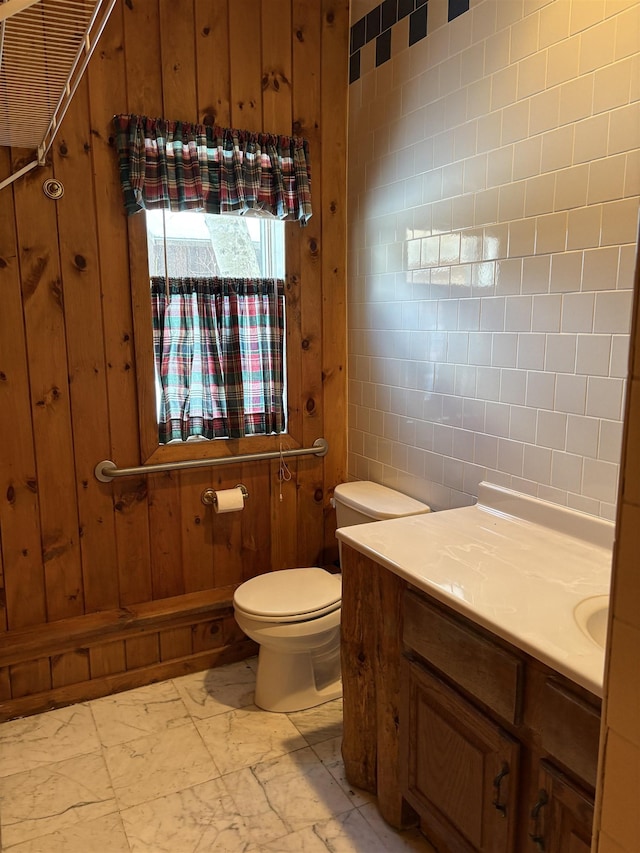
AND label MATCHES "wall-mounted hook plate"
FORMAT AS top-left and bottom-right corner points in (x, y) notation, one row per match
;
(43, 178), (64, 200)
